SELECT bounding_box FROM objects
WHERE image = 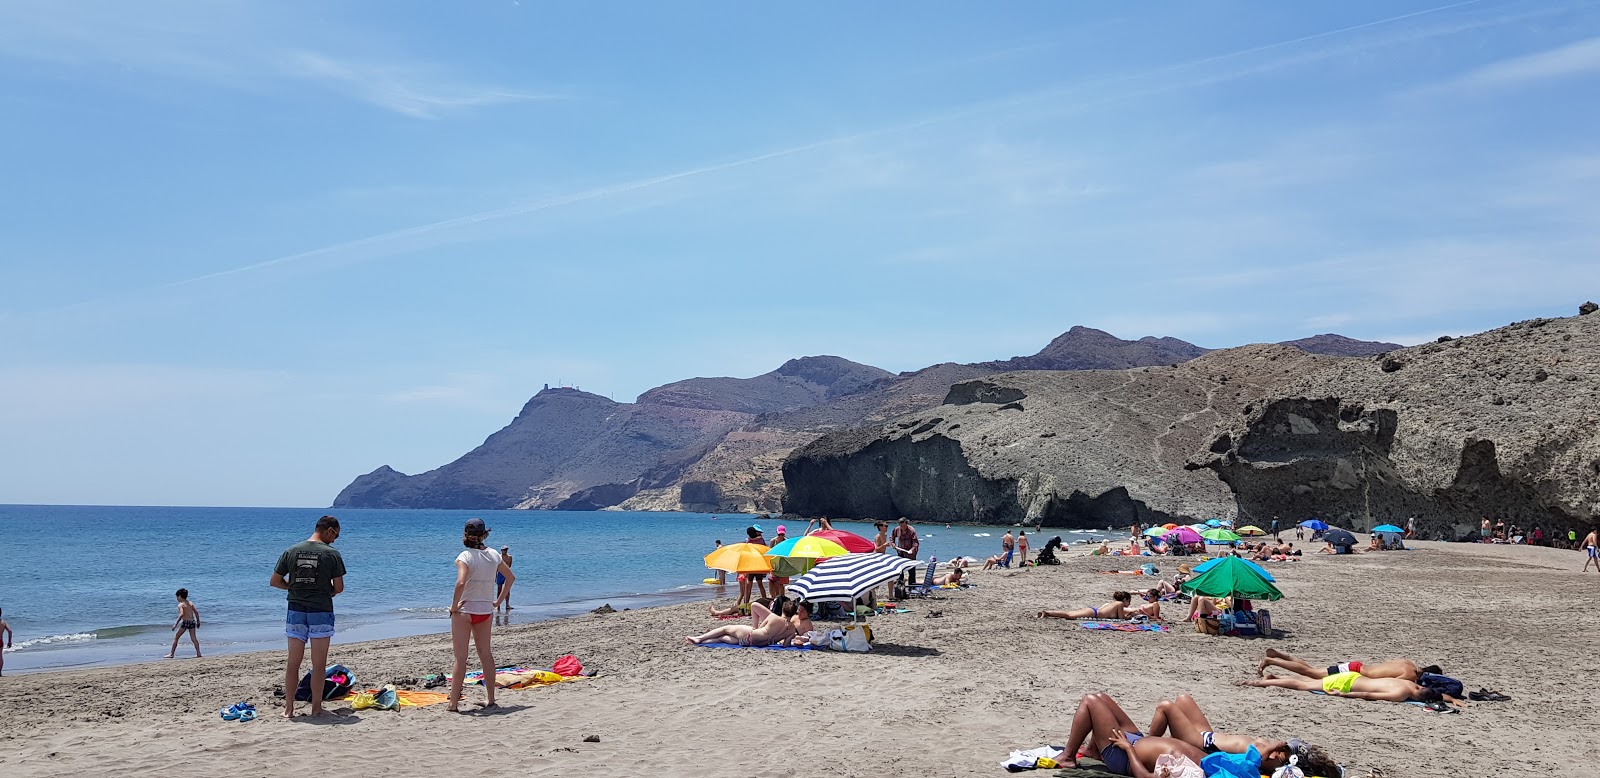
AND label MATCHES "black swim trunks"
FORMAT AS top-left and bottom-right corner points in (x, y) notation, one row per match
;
(180, 620), (198, 630)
